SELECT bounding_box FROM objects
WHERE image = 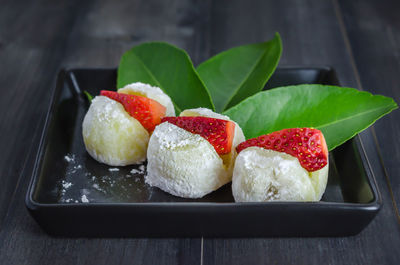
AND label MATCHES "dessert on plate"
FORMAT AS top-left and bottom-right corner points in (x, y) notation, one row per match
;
(232, 128), (329, 202)
(82, 82), (174, 166)
(145, 108), (245, 198)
